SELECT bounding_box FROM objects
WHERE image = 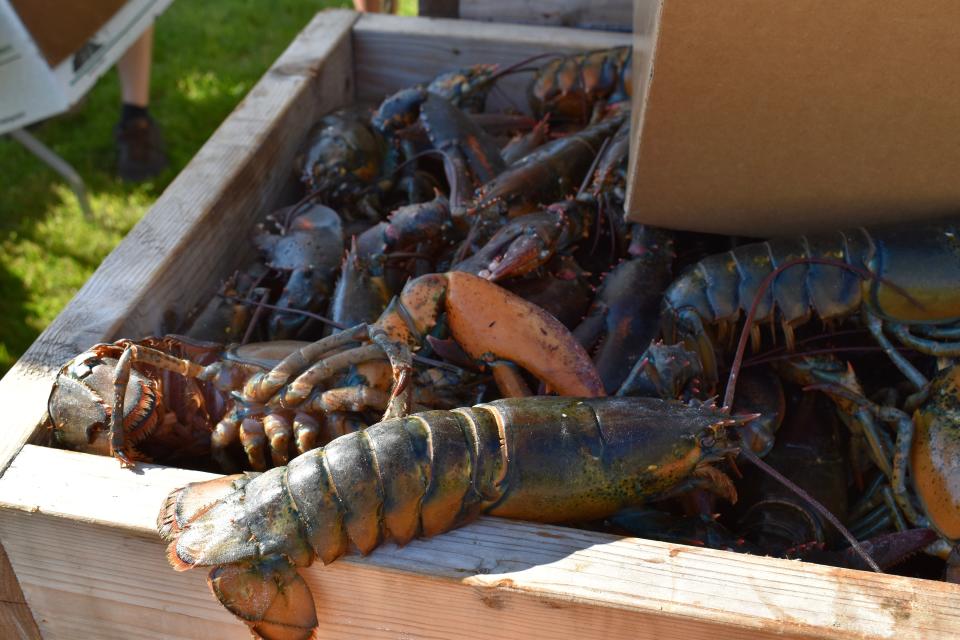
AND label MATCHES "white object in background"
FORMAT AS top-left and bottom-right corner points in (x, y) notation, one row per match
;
(0, 0), (172, 135)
